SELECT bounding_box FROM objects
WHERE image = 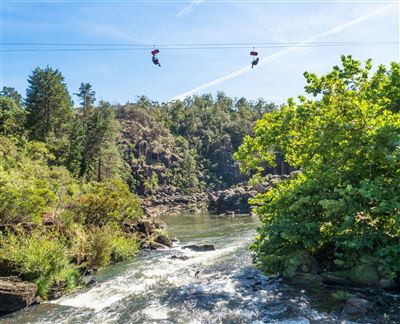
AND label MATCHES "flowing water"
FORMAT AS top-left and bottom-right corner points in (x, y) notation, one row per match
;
(1, 213), (399, 323)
